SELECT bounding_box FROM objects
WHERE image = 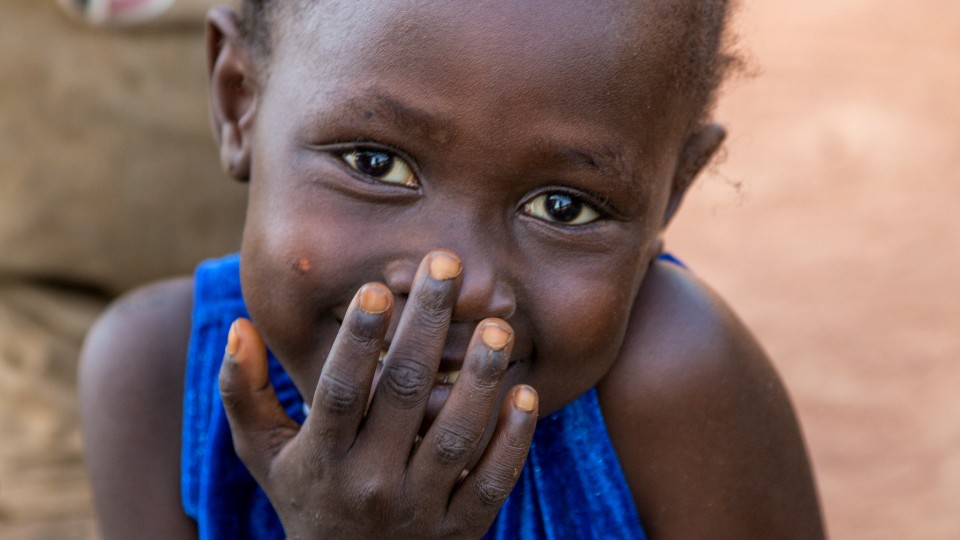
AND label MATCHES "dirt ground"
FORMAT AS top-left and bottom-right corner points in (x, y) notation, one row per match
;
(1, 1), (958, 539)
(669, 1), (960, 537)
